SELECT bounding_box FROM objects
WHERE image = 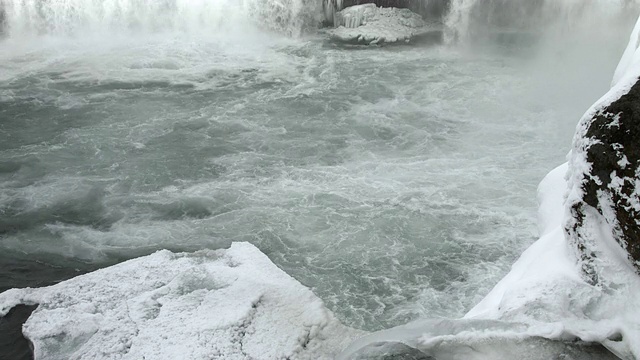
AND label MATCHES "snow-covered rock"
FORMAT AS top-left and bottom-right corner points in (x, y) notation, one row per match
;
(566, 13), (640, 278)
(464, 162), (640, 359)
(338, 163), (636, 359)
(327, 4), (440, 45)
(0, 242), (362, 360)
(323, 0), (450, 22)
